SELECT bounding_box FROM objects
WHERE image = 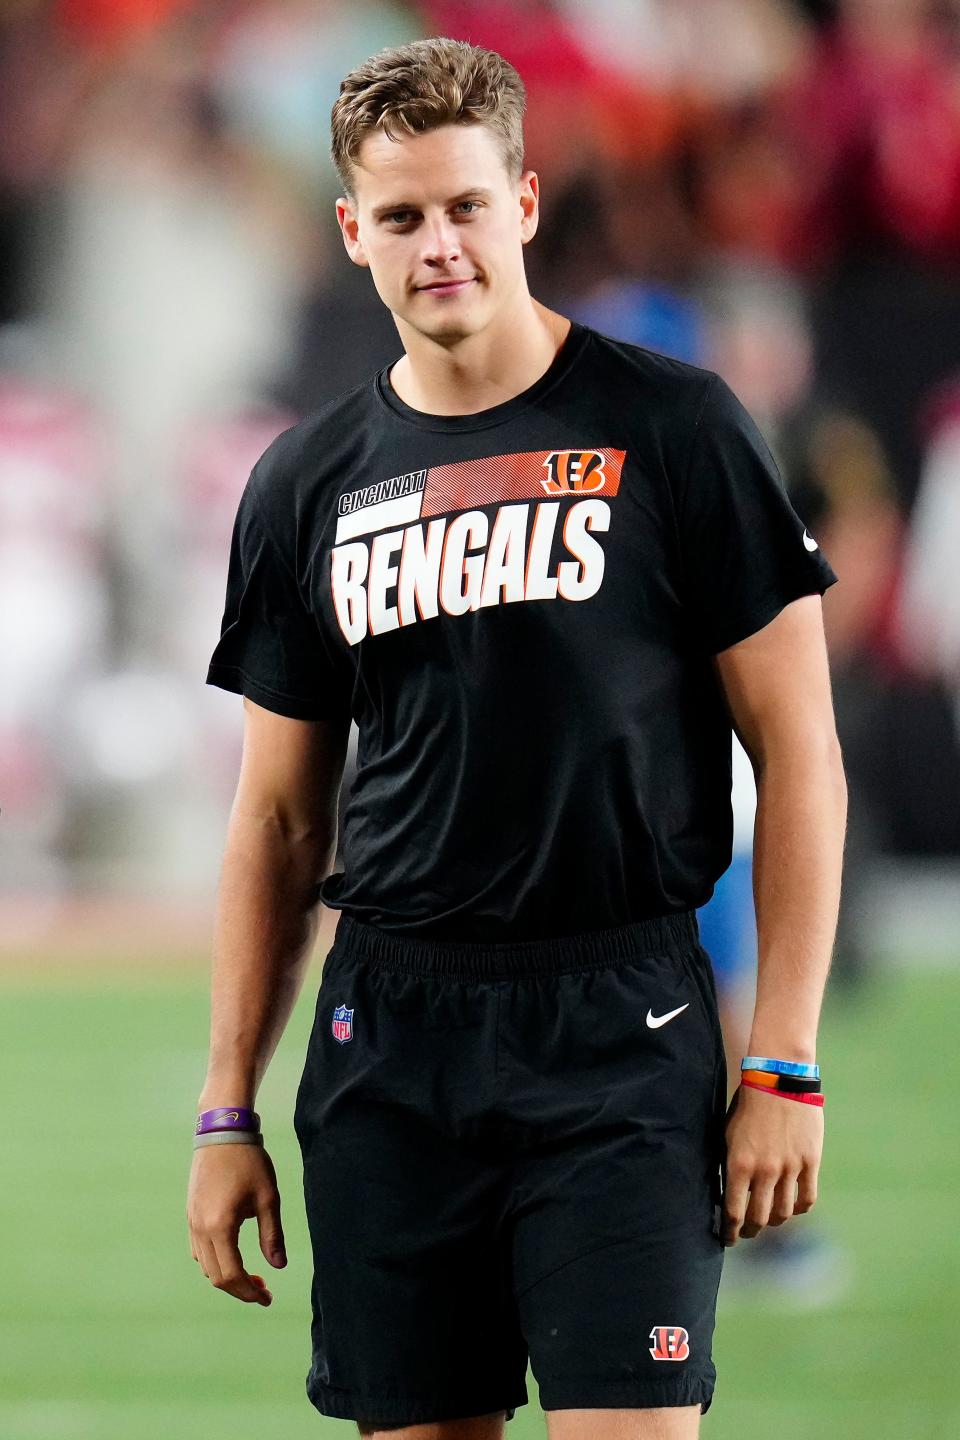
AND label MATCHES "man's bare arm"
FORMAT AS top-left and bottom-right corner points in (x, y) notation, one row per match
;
(714, 593), (847, 1064)
(188, 697), (350, 1306)
(712, 593), (846, 1245)
(198, 696), (351, 1111)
